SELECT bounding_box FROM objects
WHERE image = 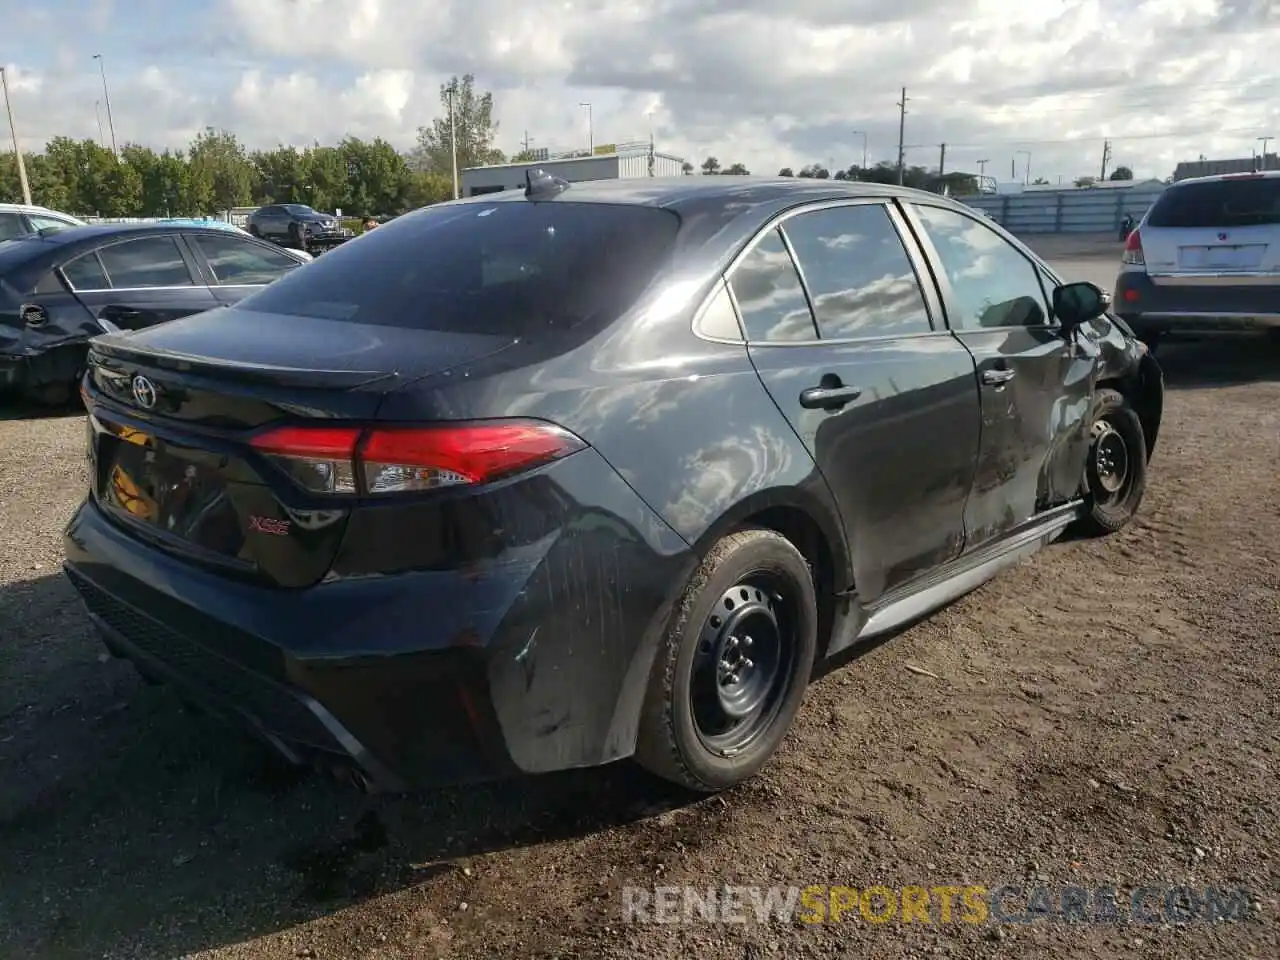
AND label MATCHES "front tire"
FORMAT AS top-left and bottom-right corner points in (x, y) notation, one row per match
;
(634, 527), (817, 792)
(1075, 388), (1148, 536)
